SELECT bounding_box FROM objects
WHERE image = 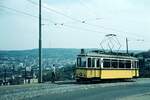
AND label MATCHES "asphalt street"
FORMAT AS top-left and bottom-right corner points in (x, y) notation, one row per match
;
(30, 79), (150, 100)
